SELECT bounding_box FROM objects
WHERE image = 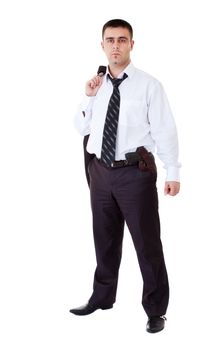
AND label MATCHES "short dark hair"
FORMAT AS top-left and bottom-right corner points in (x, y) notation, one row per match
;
(102, 19), (133, 39)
